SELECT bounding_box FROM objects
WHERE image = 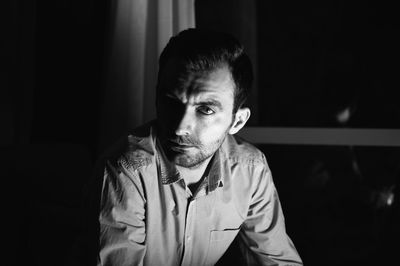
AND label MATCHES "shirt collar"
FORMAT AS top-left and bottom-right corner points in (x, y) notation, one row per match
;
(207, 149), (224, 192)
(156, 138), (181, 185)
